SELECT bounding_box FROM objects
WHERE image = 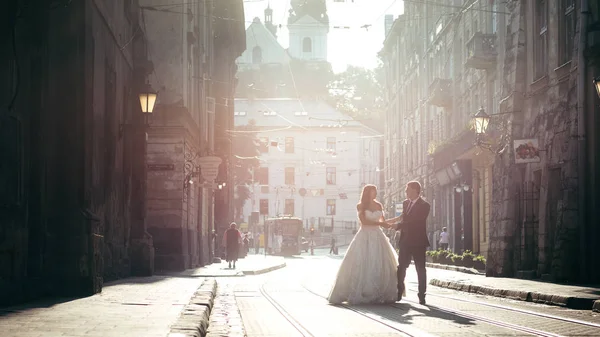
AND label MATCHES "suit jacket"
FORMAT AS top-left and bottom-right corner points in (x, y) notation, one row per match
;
(395, 197), (431, 248)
